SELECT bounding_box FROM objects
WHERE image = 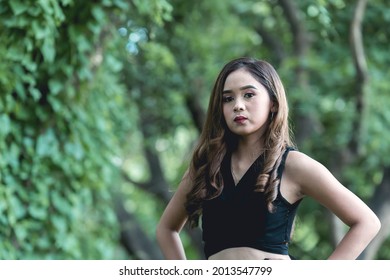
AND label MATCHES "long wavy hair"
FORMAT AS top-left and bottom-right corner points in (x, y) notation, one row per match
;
(185, 57), (295, 228)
